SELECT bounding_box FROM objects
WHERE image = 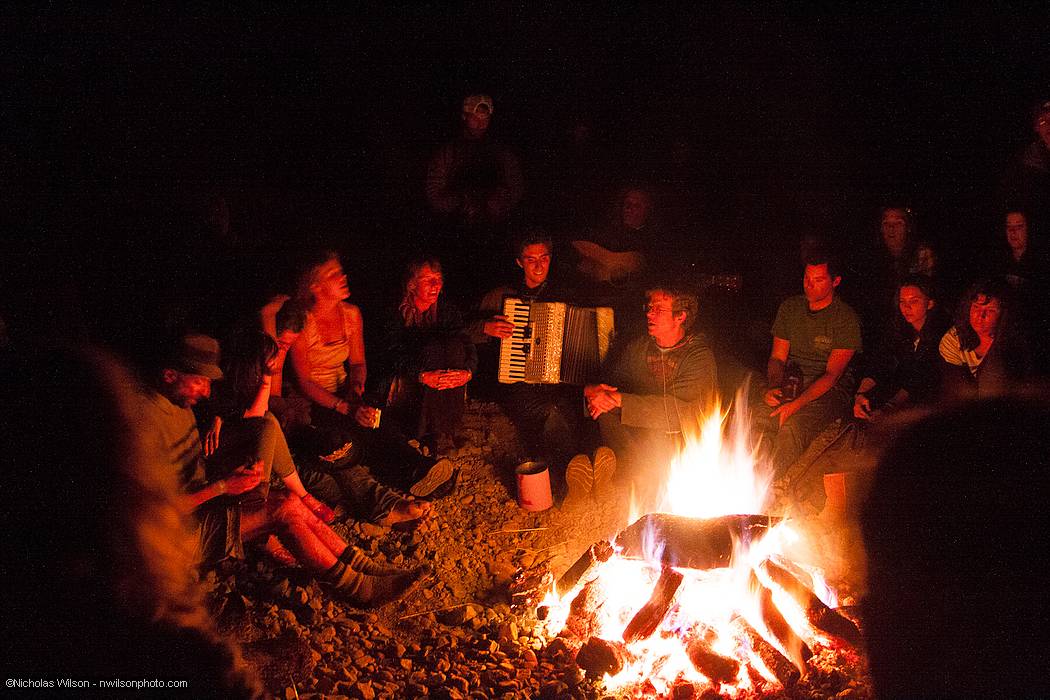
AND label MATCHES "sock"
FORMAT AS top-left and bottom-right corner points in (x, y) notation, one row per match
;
(338, 546), (401, 576)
